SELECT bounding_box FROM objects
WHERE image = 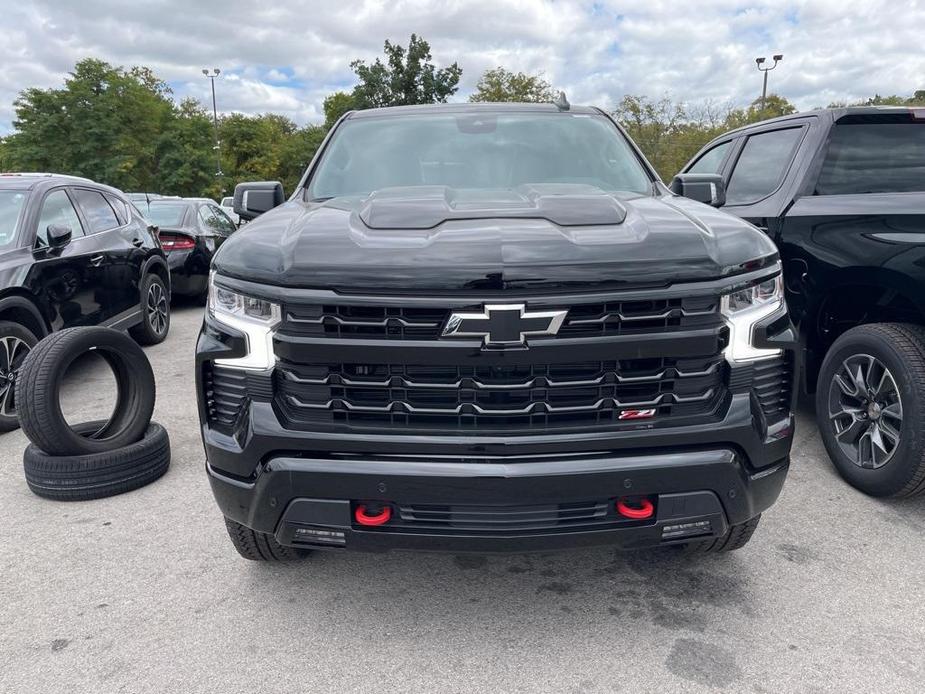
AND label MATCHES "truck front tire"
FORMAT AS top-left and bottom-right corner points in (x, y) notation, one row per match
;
(224, 518), (311, 561)
(681, 515), (761, 553)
